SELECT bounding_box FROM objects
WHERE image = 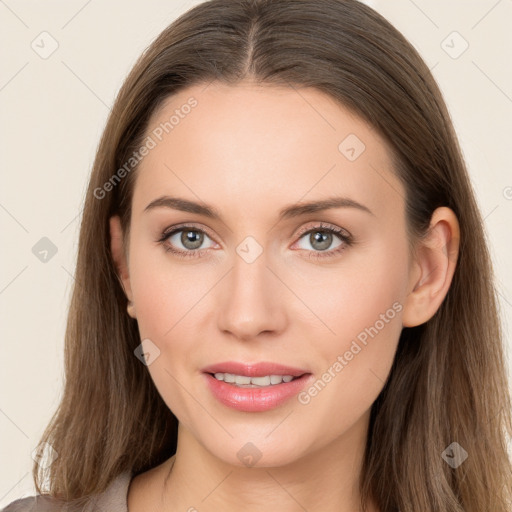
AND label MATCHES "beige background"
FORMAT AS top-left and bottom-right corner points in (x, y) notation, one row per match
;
(1, 0), (511, 505)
